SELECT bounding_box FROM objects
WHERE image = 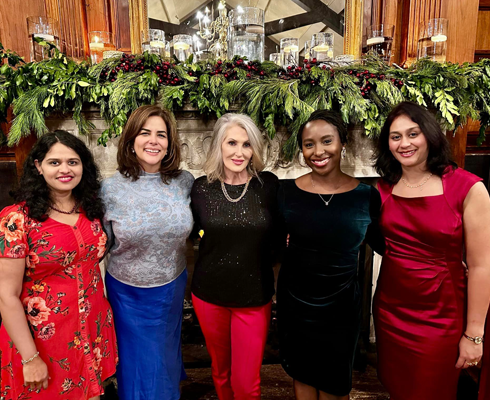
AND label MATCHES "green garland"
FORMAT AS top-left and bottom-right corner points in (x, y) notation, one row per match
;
(1, 40), (490, 160)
